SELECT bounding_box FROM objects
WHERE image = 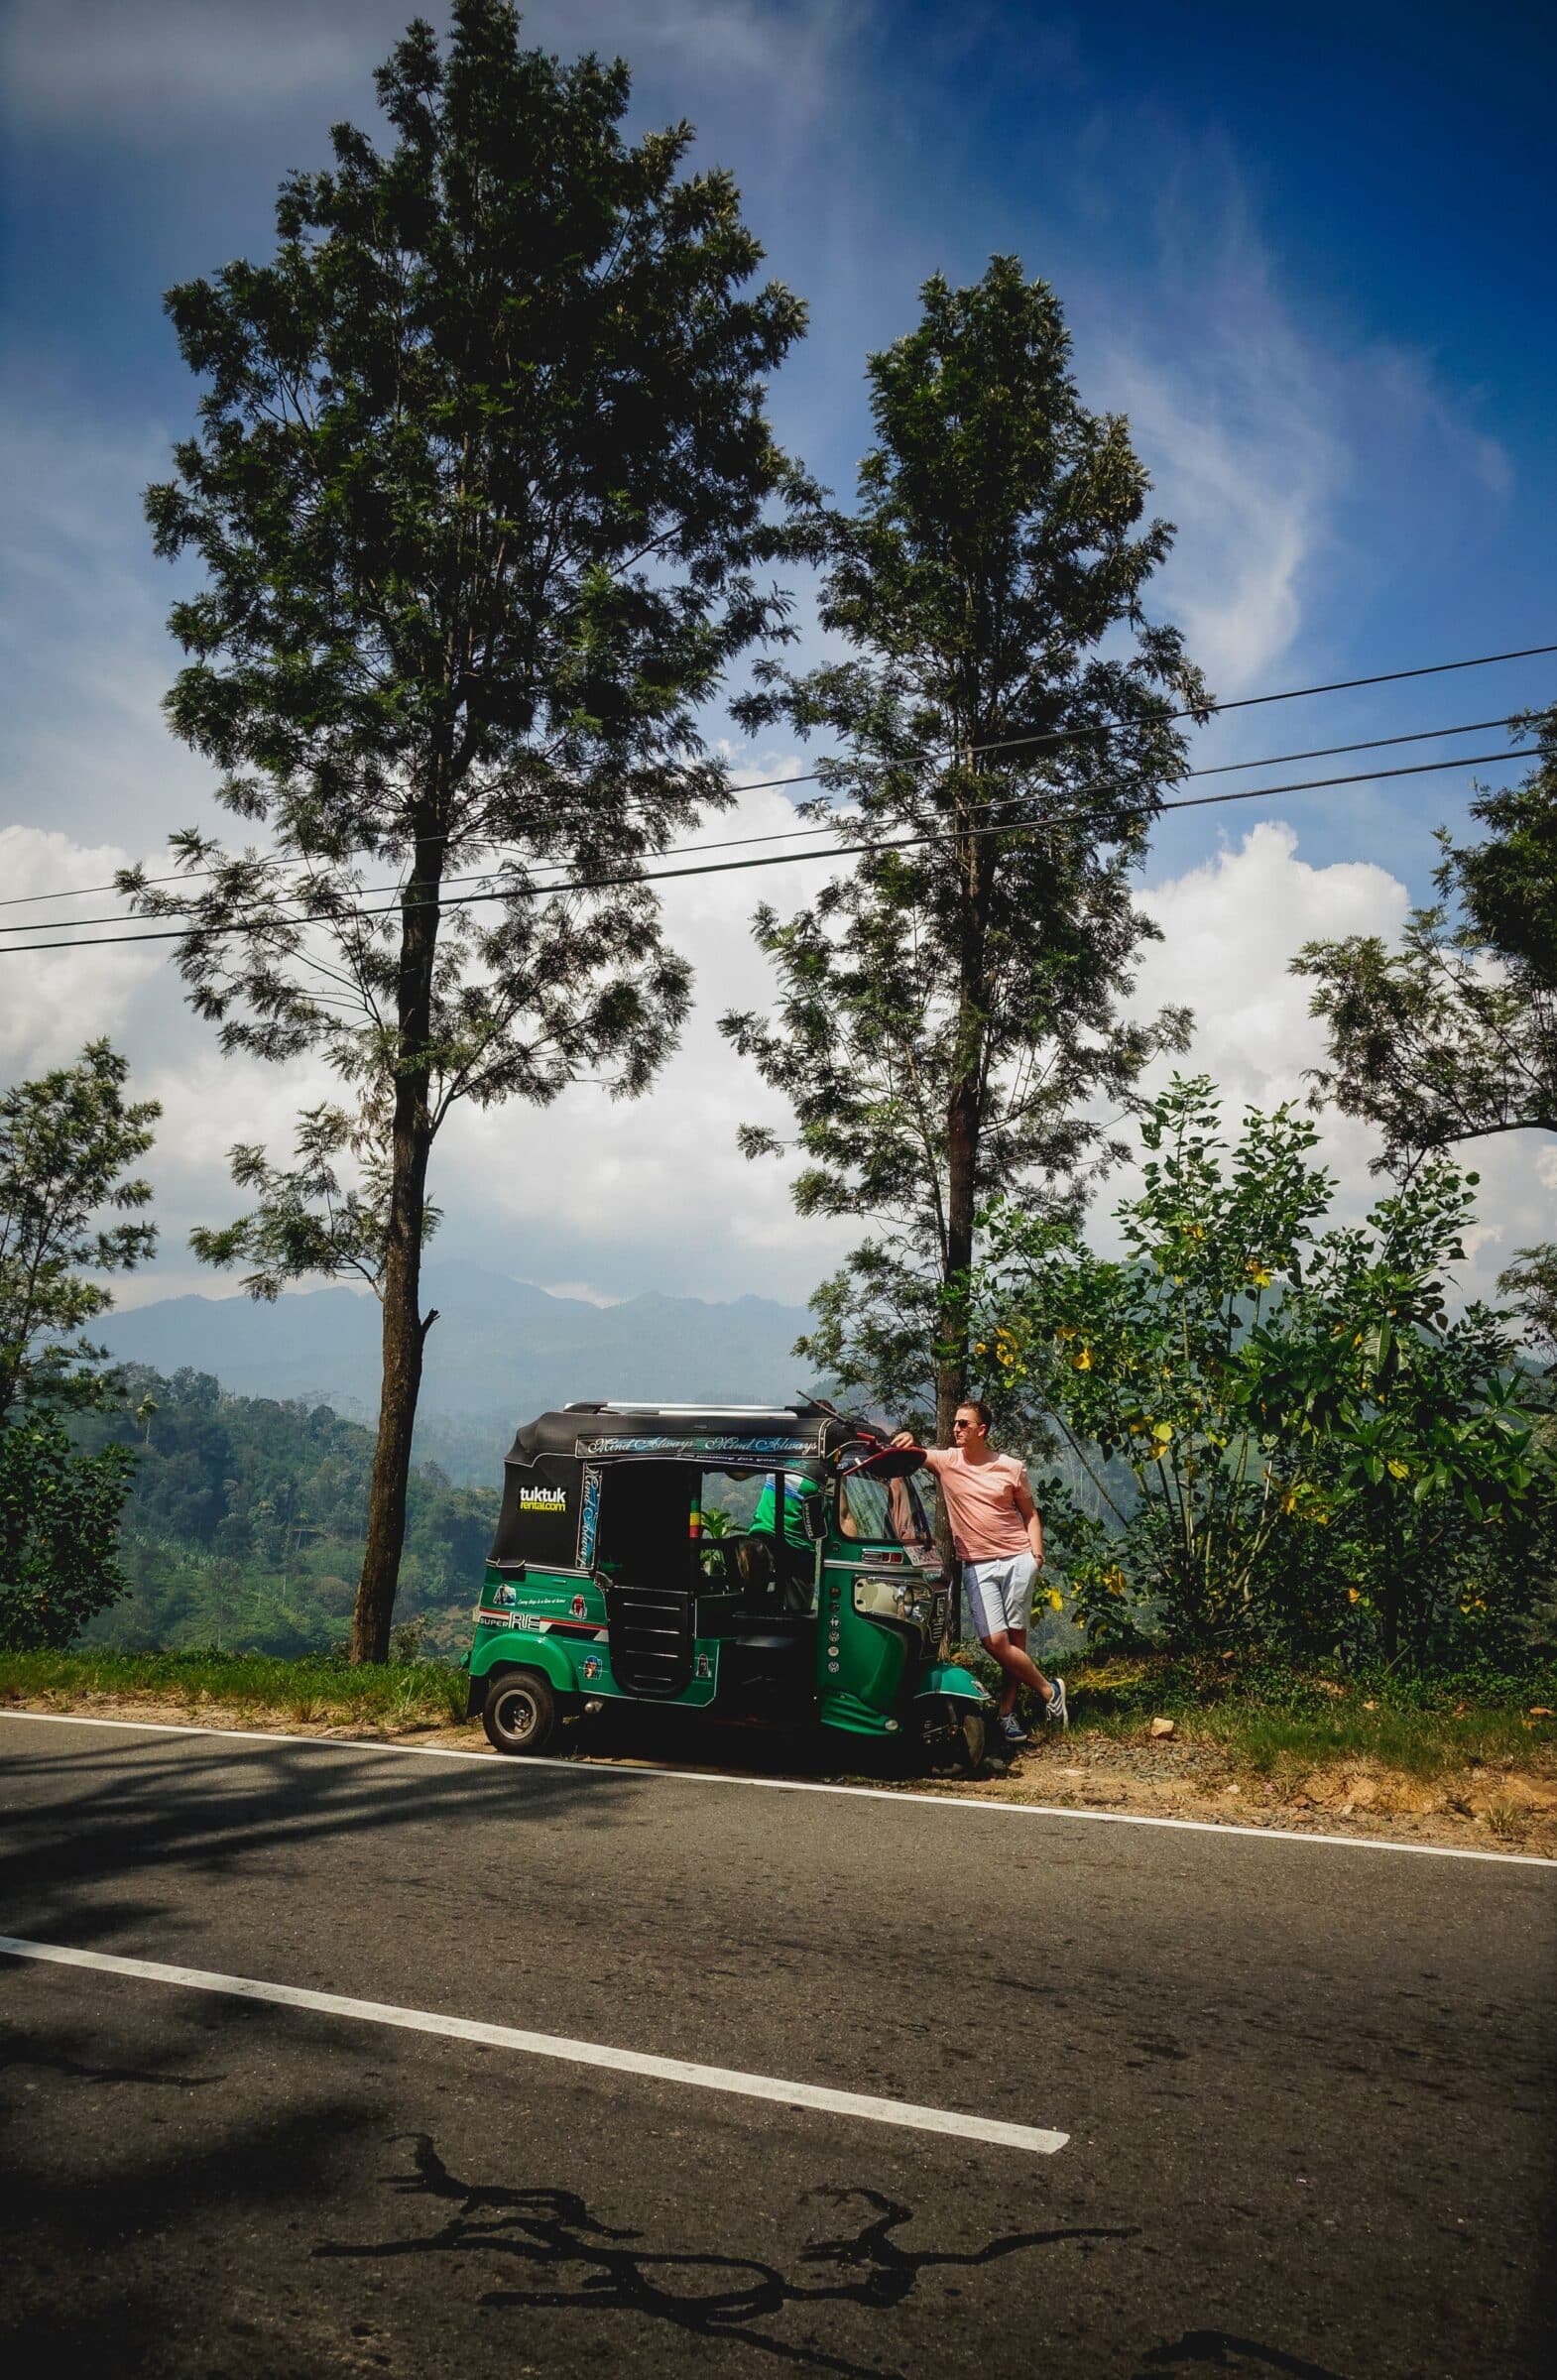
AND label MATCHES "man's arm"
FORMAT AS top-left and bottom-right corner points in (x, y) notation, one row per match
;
(1014, 1474), (1045, 1567)
(891, 1430), (945, 1472)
